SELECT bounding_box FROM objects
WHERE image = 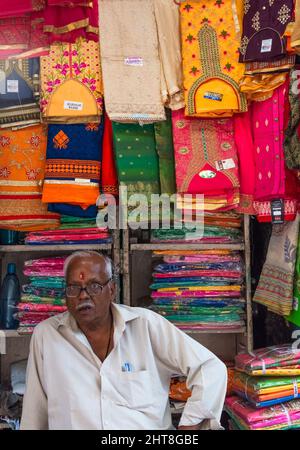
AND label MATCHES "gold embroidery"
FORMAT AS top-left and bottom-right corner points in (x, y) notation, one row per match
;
(244, 0), (251, 14)
(278, 5), (291, 25)
(252, 11), (260, 32)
